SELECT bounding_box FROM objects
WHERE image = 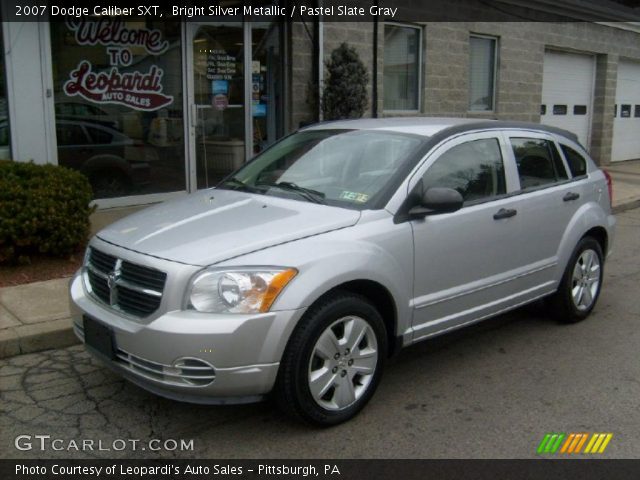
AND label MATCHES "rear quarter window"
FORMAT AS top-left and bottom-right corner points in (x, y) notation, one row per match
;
(560, 144), (588, 177)
(510, 137), (568, 190)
